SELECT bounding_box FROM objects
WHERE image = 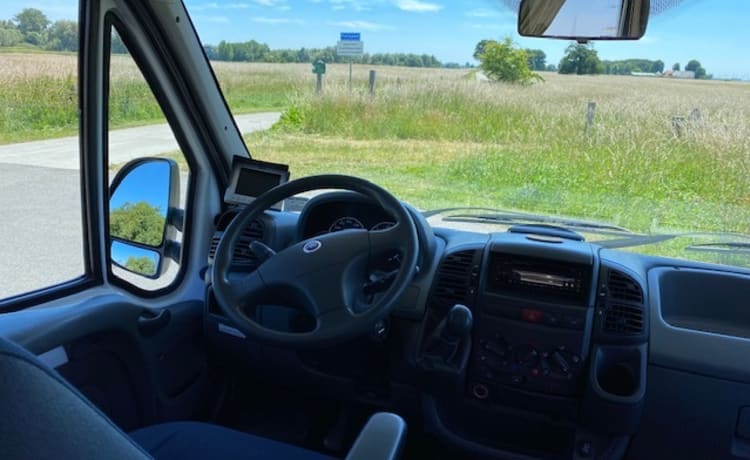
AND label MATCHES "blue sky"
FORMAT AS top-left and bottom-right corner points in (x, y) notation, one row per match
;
(183, 0), (749, 78)
(0, 1), (747, 78)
